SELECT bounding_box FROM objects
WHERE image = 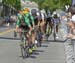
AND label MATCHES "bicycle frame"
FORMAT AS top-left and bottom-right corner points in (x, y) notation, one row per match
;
(21, 30), (27, 48)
